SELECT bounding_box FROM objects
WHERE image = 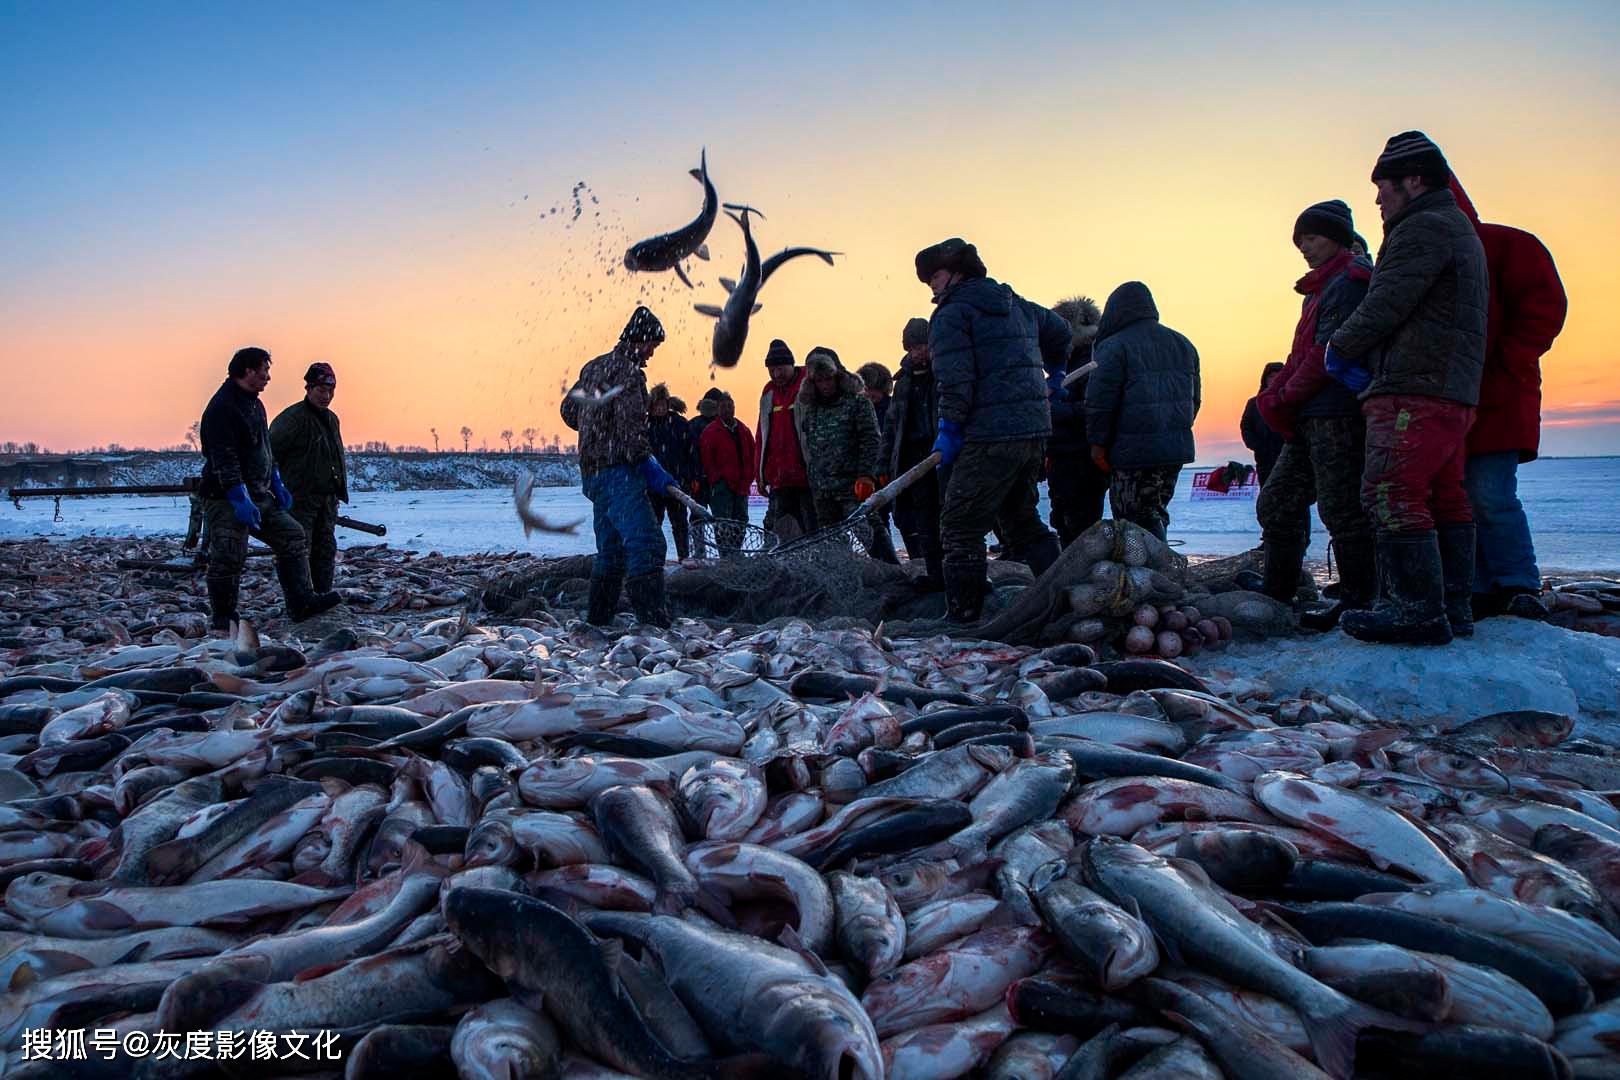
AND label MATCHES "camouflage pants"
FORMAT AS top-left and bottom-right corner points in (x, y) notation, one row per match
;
(290, 493), (340, 592)
(941, 439), (1048, 577)
(1256, 417), (1371, 549)
(1108, 466), (1181, 541)
(204, 494), (308, 586)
